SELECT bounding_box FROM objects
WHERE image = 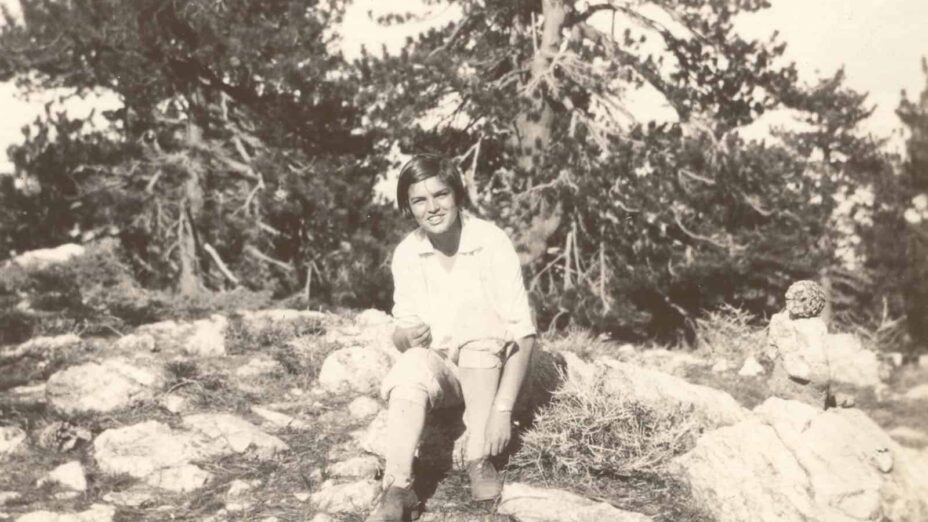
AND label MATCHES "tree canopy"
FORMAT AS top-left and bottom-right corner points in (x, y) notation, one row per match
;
(0, 0), (912, 345)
